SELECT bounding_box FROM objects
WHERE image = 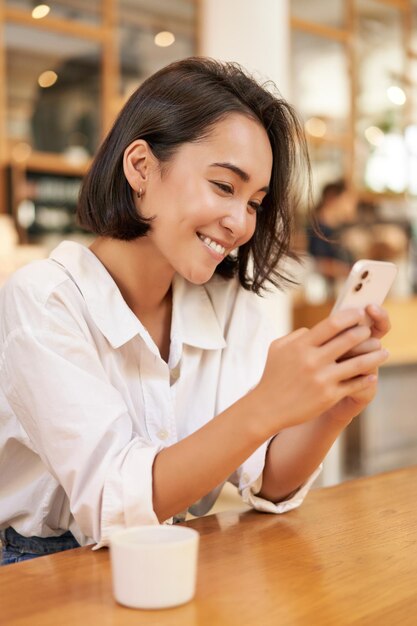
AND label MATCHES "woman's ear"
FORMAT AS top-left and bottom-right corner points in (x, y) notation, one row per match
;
(123, 140), (156, 195)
